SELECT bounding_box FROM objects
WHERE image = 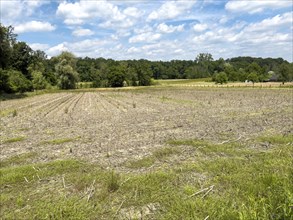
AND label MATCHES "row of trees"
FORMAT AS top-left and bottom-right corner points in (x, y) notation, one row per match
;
(1, 23), (292, 93)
